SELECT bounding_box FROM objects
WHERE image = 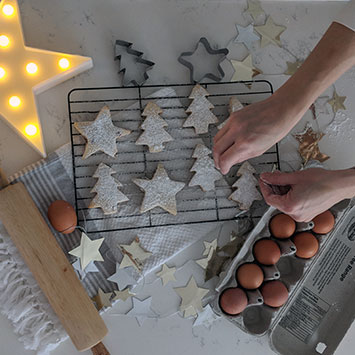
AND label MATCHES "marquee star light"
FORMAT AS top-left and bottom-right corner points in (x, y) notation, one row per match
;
(0, 0), (93, 157)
